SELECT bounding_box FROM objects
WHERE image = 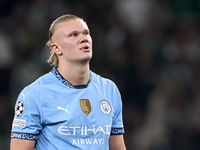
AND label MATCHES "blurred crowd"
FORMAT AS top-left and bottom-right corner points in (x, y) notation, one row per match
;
(0, 0), (200, 149)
